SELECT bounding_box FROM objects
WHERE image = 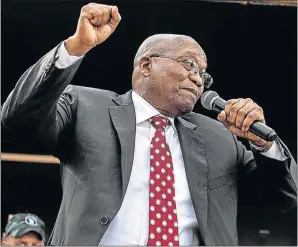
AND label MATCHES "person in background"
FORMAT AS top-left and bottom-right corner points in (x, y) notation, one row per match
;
(1, 213), (46, 246)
